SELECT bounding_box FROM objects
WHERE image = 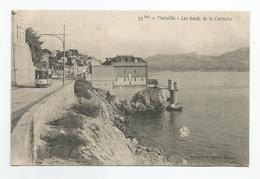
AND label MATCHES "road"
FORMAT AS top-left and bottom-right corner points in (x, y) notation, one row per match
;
(11, 79), (72, 132)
